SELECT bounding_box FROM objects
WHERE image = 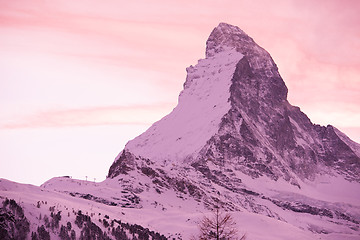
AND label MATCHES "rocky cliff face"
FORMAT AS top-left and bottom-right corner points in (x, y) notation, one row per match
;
(197, 23), (360, 184)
